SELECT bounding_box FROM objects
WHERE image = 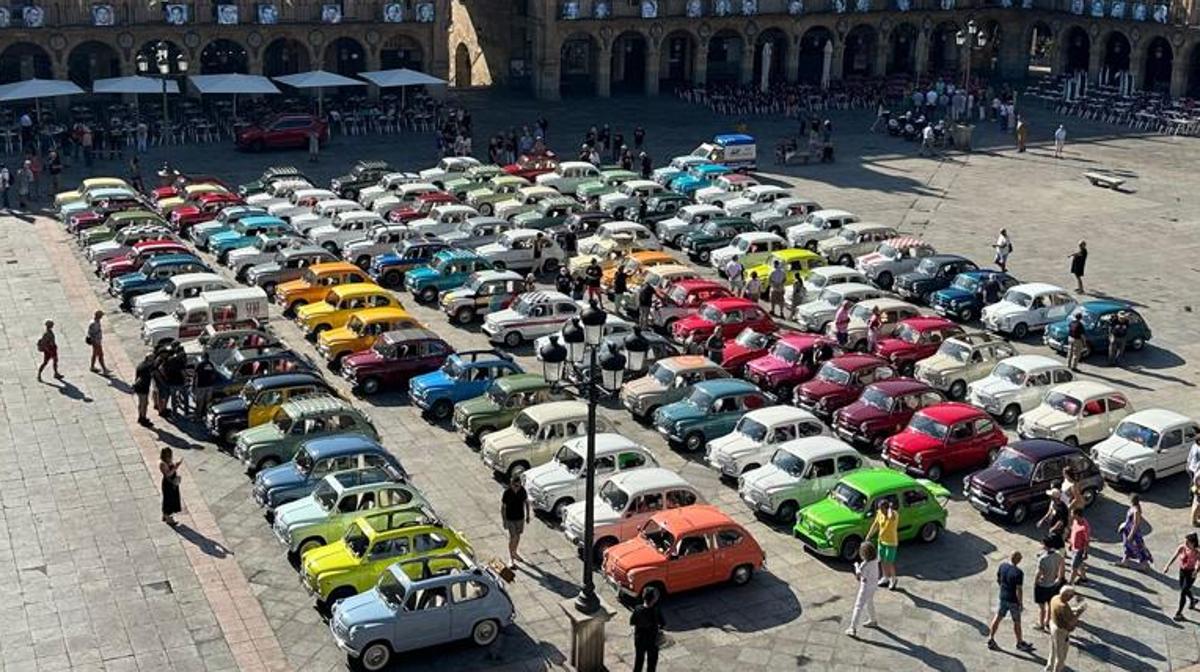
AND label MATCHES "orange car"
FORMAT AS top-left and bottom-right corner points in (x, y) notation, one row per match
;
(600, 250), (677, 292)
(274, 261), (372, 316)
(602, 505), (765, 601)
